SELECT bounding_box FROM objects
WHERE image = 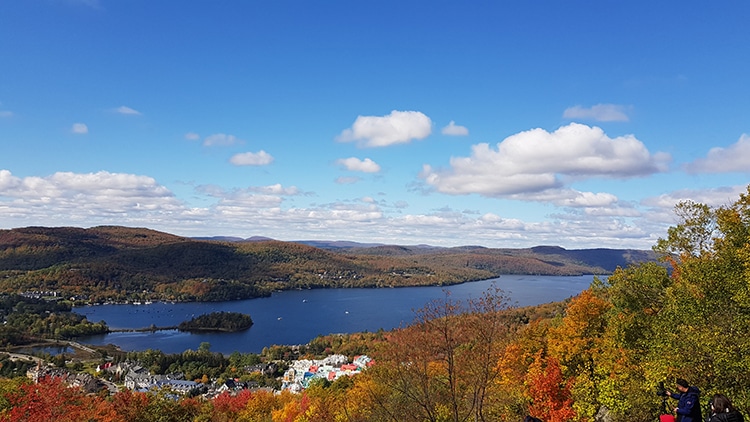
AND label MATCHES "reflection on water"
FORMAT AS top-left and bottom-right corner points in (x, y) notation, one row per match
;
(76, 275), (600, 354)
(15, 345), (75, 356)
